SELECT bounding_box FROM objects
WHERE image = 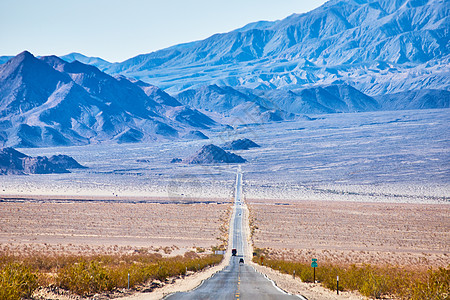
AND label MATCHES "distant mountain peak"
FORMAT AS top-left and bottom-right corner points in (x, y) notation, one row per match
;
(2, 0), (446, 96)
(81, 0), (448, 95)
